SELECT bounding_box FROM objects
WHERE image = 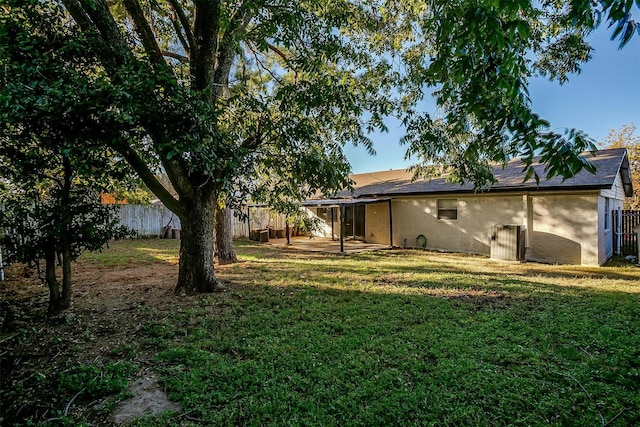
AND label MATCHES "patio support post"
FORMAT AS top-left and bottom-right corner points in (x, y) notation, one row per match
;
(286, 221), (291, 245)
(388, 199), (393, 248)
(247, 207), (250, 239)
(339, 204), (345, 253)
(331, 207), (335, 241)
